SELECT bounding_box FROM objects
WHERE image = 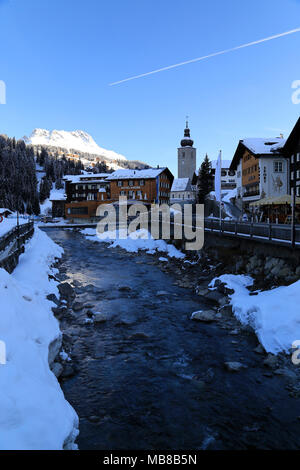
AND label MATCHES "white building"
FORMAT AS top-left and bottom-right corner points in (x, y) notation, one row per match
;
(170, 178), (195, 202)
(229, 137), (289, 209)
(211, 159), (236, 189)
